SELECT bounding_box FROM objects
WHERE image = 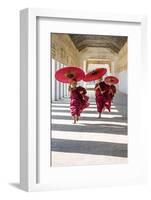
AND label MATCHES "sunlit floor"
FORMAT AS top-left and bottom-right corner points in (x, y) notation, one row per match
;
(51, 90), (128, 166)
